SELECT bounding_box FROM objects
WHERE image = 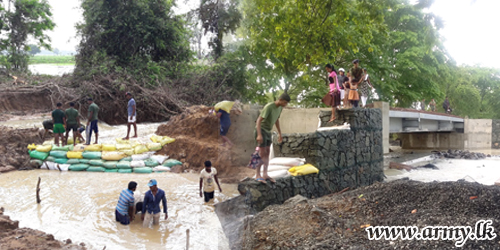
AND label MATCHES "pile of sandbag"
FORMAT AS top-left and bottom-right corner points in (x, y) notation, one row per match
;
(253, 157), (320, 179)
(27, 135), (179, 173)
